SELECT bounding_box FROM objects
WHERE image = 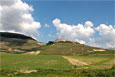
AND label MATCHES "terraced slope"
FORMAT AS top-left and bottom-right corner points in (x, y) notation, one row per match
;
(0, 32), (44, 53)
